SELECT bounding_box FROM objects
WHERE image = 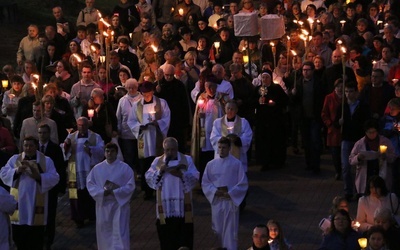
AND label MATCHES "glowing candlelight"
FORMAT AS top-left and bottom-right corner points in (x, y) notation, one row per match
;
(354, 221), (360, 228)
(214, 41), (220, 49)
(103, 31), (108, 37)
(377, 20), (383, 25)
(307, 17), (314, 25)
(72, 53), (82, 63)
(87, 109), (94, 119)
(8, 93), (15, 100)
(340, 20), (346, 27)
(129, 33), (132, 39)
(66, 128), (74, 134)
(268, 99), (274, 104)
(293, 20), (298, 24)
(90, 45), (96, 52)
(100, 56), (106, 63)
(301, 29), (309, 36)
(197, 99), (205, 106)
(298, 21), (303, 26)
(149, 111), (156, 121)
(337, 40), (343, 45)
(291, 50), (297, 56)
(213, 23), (218, 29)
(171, 7), (174, 13)
(268, 239), (273, 244)
(341, 46), (347, 54)
(227, 126), (234, 134)
(358, 238), (367, 248)
(392, 79), (399, 84)
(243, 55), (249, 63)
(178, 8), (184, 16)
(372, 60), (377, 65)
(32, 74), (39, 81)
(151, 44), (158, 53)
(32, 82), (37, 91)
(2, 80), (8, 88)
(379, 145), (387, 154)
